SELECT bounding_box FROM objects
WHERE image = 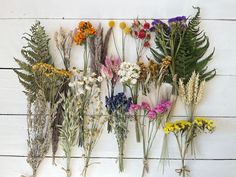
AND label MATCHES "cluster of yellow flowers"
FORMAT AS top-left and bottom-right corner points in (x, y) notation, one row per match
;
(32, 62), (72, 78)
(108, 20), (131, 34)
(194, 117), (215, 132)
(164, 120), (191, 134)
(164, 117), (215, 134)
